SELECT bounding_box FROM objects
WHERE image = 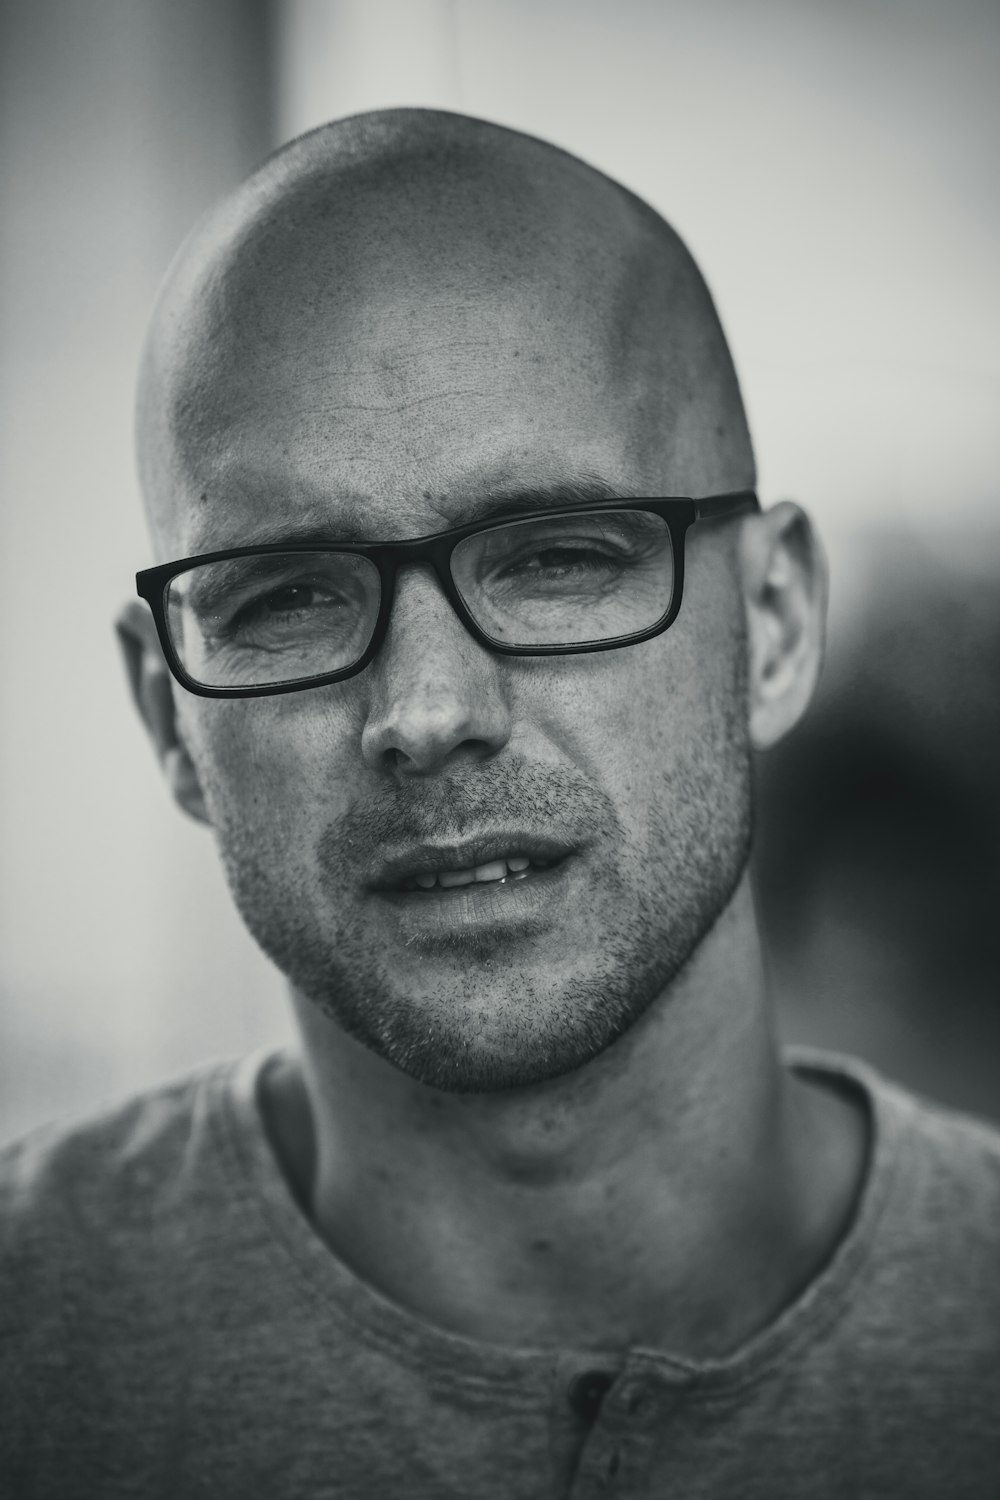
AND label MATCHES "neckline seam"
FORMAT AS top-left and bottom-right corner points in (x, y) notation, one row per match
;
(214, 1044), (907, 1397)
(213, 1052), (565, 1399)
